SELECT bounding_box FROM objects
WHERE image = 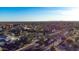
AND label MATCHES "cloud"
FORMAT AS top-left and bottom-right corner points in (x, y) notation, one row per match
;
(52, 8), (79, 21)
